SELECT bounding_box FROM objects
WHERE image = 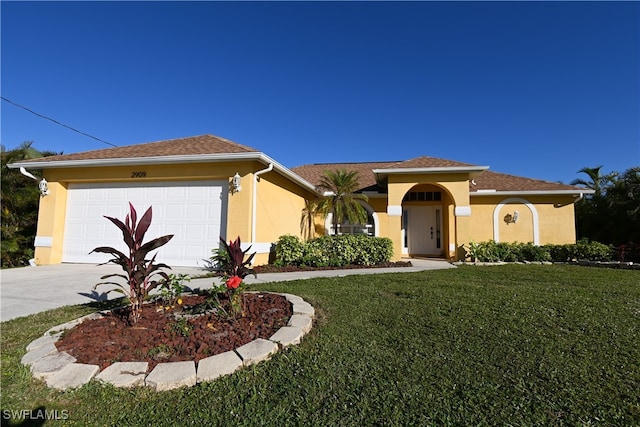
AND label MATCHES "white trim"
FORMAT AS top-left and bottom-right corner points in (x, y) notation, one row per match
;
(34, 236), (53, 247)
(8, 152), (320, 194)
(473, 189), (594, 196)
(373, 166), (489, 174)
(241, 242), (272, 254)
(372, 212), (380, 236)
(387, 205), (403, 216)
(493, 197), (539, 245)
(454, 206), (471, 216)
